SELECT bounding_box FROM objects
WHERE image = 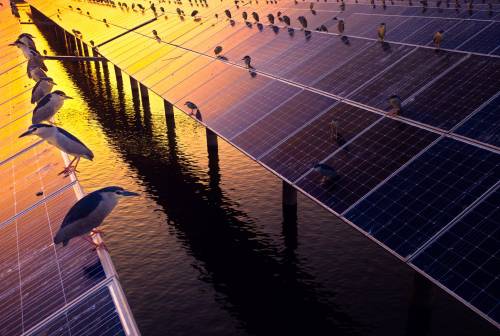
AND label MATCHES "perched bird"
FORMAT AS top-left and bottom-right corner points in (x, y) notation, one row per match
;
(32, 90), (73, 124)
(31, 77), (56, 104)
(242, 55), (254, 69)
(317, 24), (328, 32)
(191, 10), (199, 17)
(298, 16), (308, 29)
(137, 3), (145, 10)
(18, 33), (37, 51)
(337, 19), (345, 34)
(72, 29), (83, 37)
(184, 101), (199, 115)
(27, 63), (47, 82)
(19, 124), (93, 176)
(433, 30), (443, 49)
(214, 45), (223, 56)
(10, 40), (47, 71)
(267, 14), (275, 24)
(242, 11), (248, 21)
(224, 9), (232, 19)
(378, 23), (386, 41)
(313, 163), (338, 185)
(282, 15), (291, 26)
(252, 11), (260, 22)
(53, 186), (138, 248)
(388, 95), (402, 115)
